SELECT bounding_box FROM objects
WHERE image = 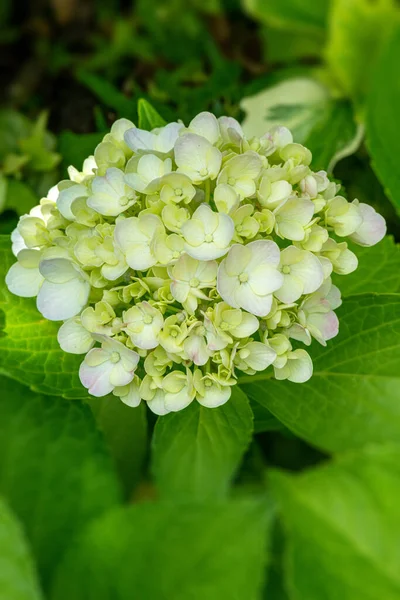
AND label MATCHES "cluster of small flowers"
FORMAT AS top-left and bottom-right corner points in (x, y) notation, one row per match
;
(6, 112), (386, 414)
